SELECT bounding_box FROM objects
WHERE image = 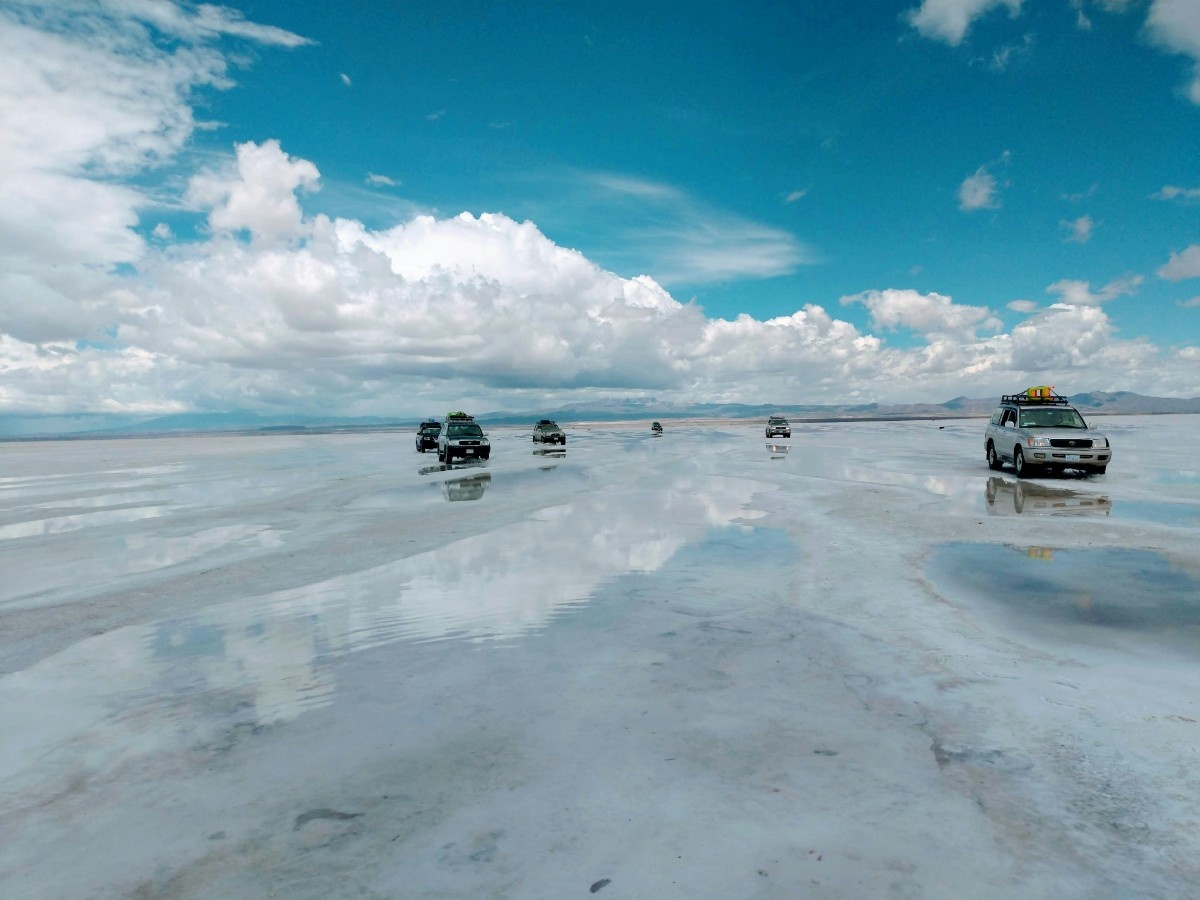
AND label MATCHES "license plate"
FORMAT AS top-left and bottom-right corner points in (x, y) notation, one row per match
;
(1065, 454), (1080, 462)
(464, 449), (475, 455)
